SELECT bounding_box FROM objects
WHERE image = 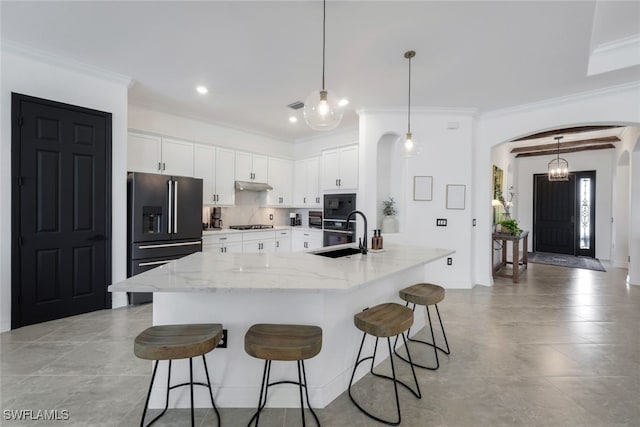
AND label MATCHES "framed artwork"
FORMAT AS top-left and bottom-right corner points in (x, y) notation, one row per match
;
(446, 184), (466, 210)
(492, 165), (504, 200)
(413, 176), (433, 201)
